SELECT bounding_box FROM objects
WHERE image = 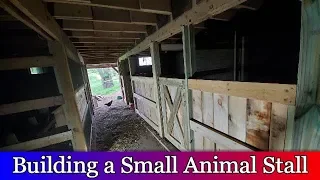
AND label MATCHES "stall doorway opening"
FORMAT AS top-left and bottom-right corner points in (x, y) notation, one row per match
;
(87, 67), (121, 108)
